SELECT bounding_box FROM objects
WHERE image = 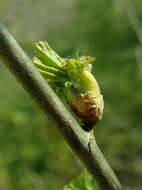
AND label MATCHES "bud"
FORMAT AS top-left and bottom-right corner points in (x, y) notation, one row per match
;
(33, 41), (104, 131)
